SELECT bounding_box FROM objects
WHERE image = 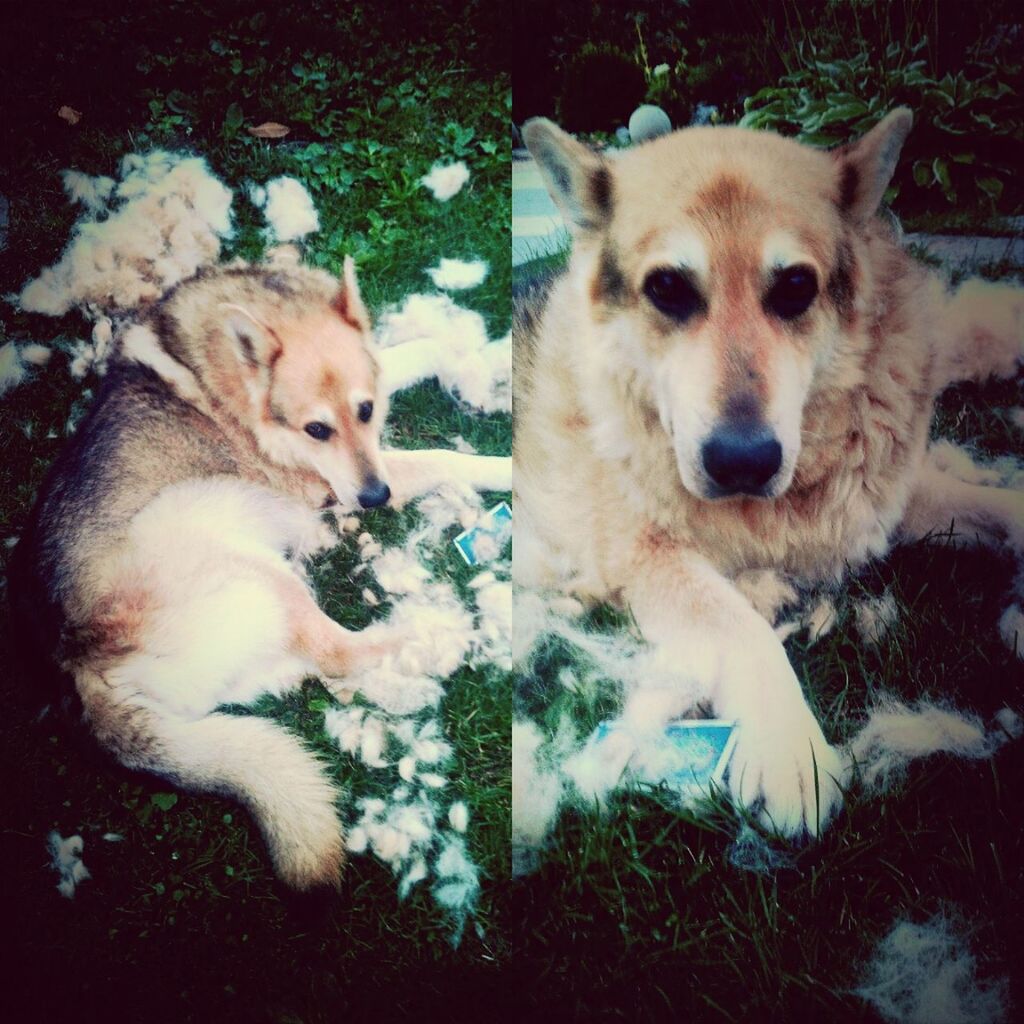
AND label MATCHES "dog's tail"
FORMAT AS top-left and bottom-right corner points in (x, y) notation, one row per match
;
(933, 278), (1024, 392)
(76, 668), (345, 890)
